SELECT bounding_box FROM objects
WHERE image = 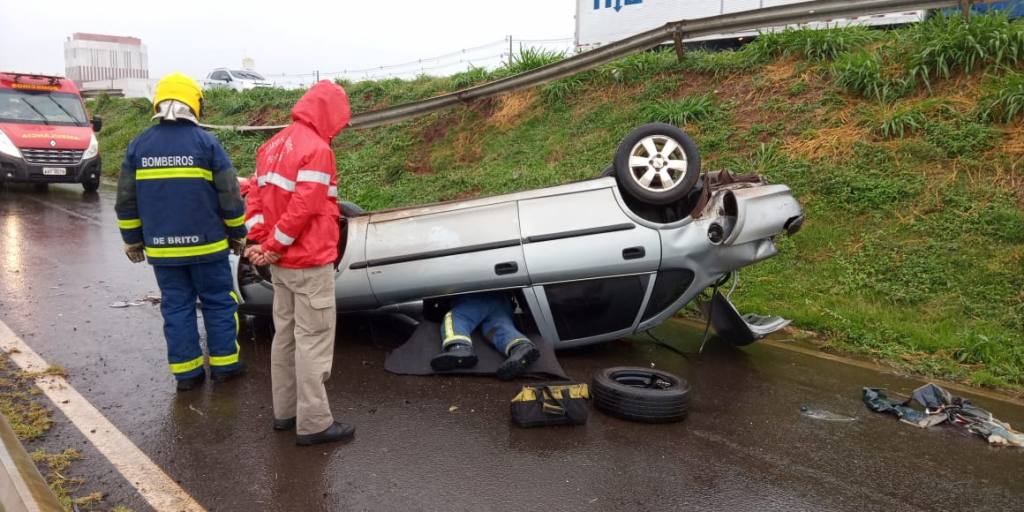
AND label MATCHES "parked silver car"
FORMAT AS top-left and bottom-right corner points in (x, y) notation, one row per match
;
(233, 124), (803, 348)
